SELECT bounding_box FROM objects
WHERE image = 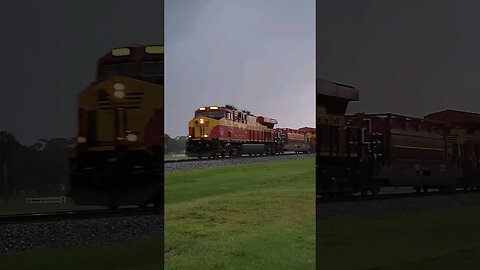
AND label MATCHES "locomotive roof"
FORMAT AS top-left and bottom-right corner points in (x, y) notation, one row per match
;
(317, 78), (359, 101)
(98, 44), (164, 65)
(196, 106), (278, 124)
(424, 109), (480, 125)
